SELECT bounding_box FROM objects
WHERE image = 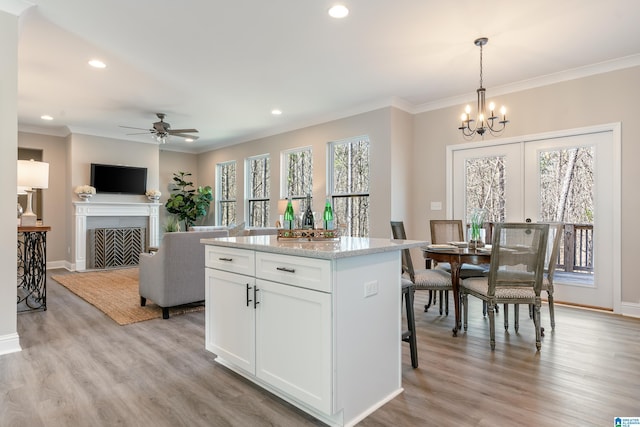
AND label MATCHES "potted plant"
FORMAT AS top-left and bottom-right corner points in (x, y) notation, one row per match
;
(74, 184), (96, 202)
(165, 172), (213, 230)
(468, 208), (486, 249)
